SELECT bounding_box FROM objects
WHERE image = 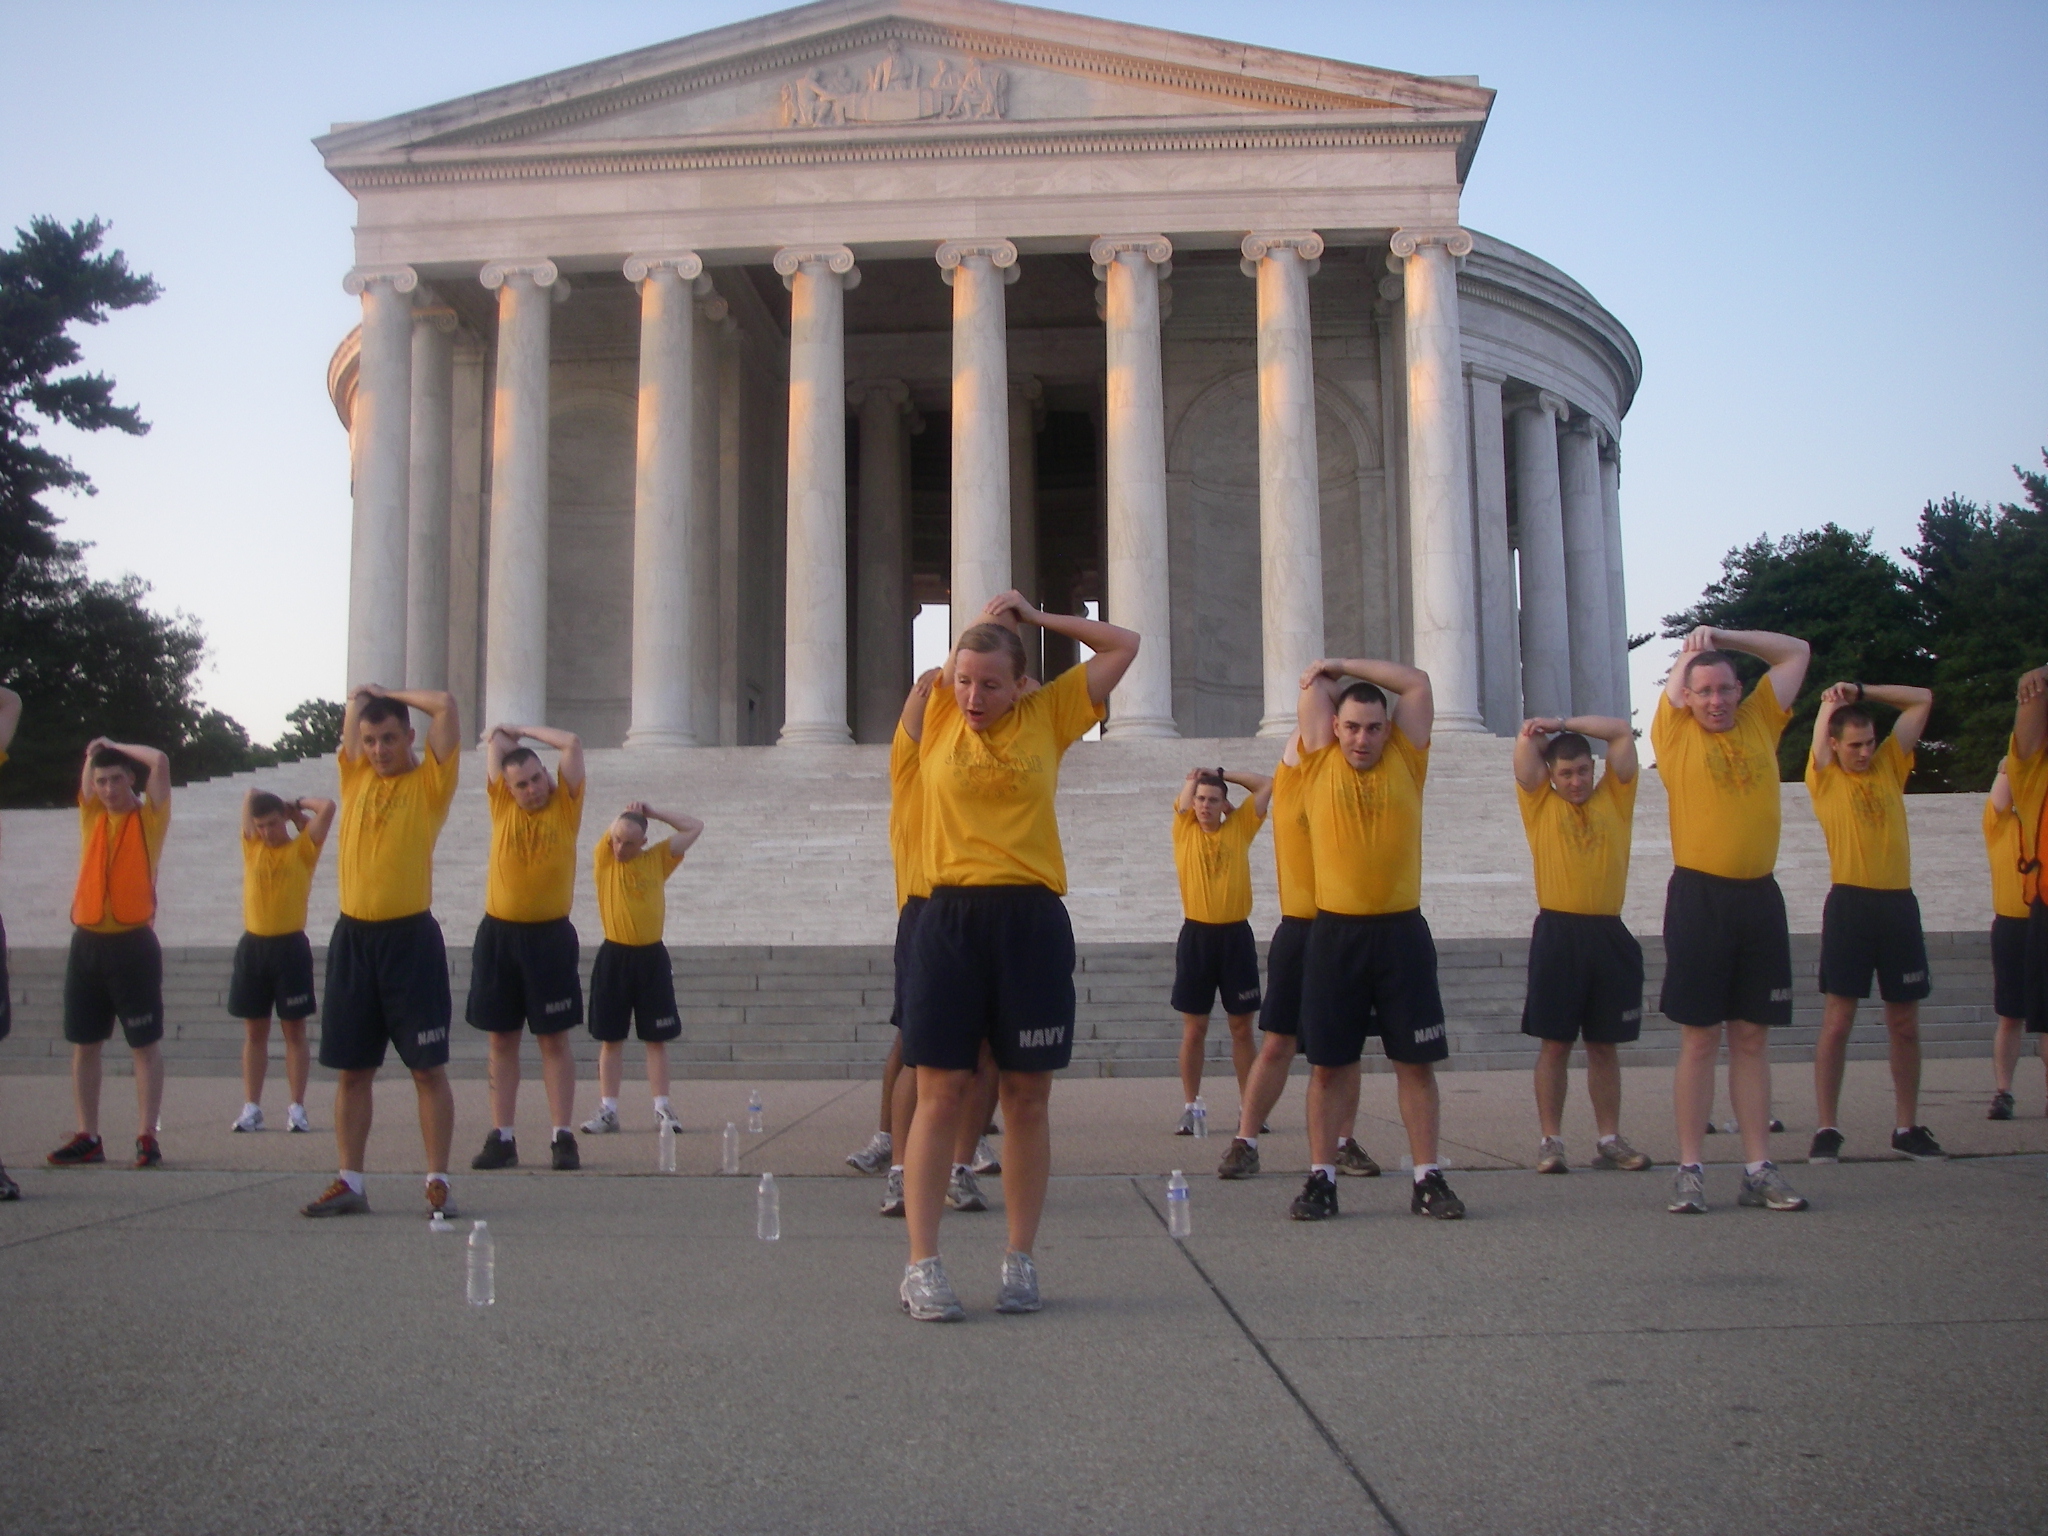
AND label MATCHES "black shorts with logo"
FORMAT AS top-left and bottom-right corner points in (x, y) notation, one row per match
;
(466, 914), (583, 1035)
(1171, 918), (1262, 1017)
(902, 884), (1075, 1074)
(890, 895), (928, 1030)
(588, 940), (681, 1043)
(1299, 908), (1448, 1068)
(1658, 867), (1794, 1028)
(1521, 911), (1645, 1044)
(227, 930), (317, 1021)
(320, 912), (452, 1072)
(1818, 885), (1931, 1003)
(1991, 914), (2029, 1024)
(63, 926), (164, 1049)
(1258, 915), (1314, 1041)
